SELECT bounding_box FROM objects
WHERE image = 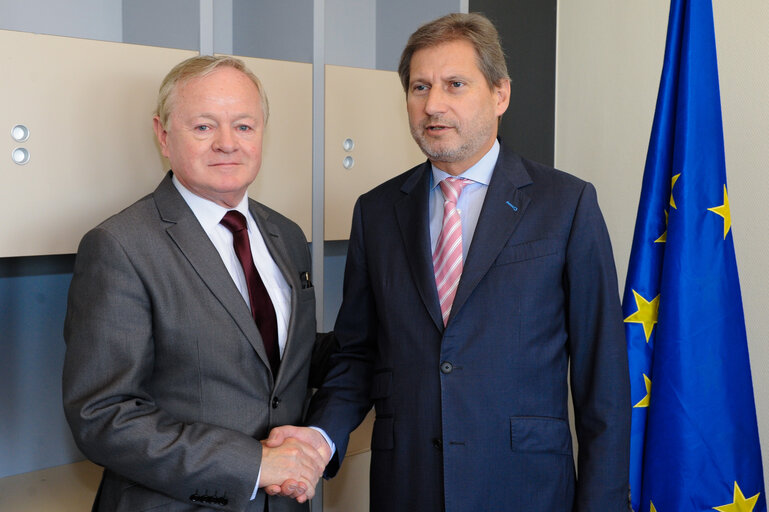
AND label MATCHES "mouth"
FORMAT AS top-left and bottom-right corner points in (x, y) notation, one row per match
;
(423, 118), (455, 134)
(425, 123), (455, 134)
